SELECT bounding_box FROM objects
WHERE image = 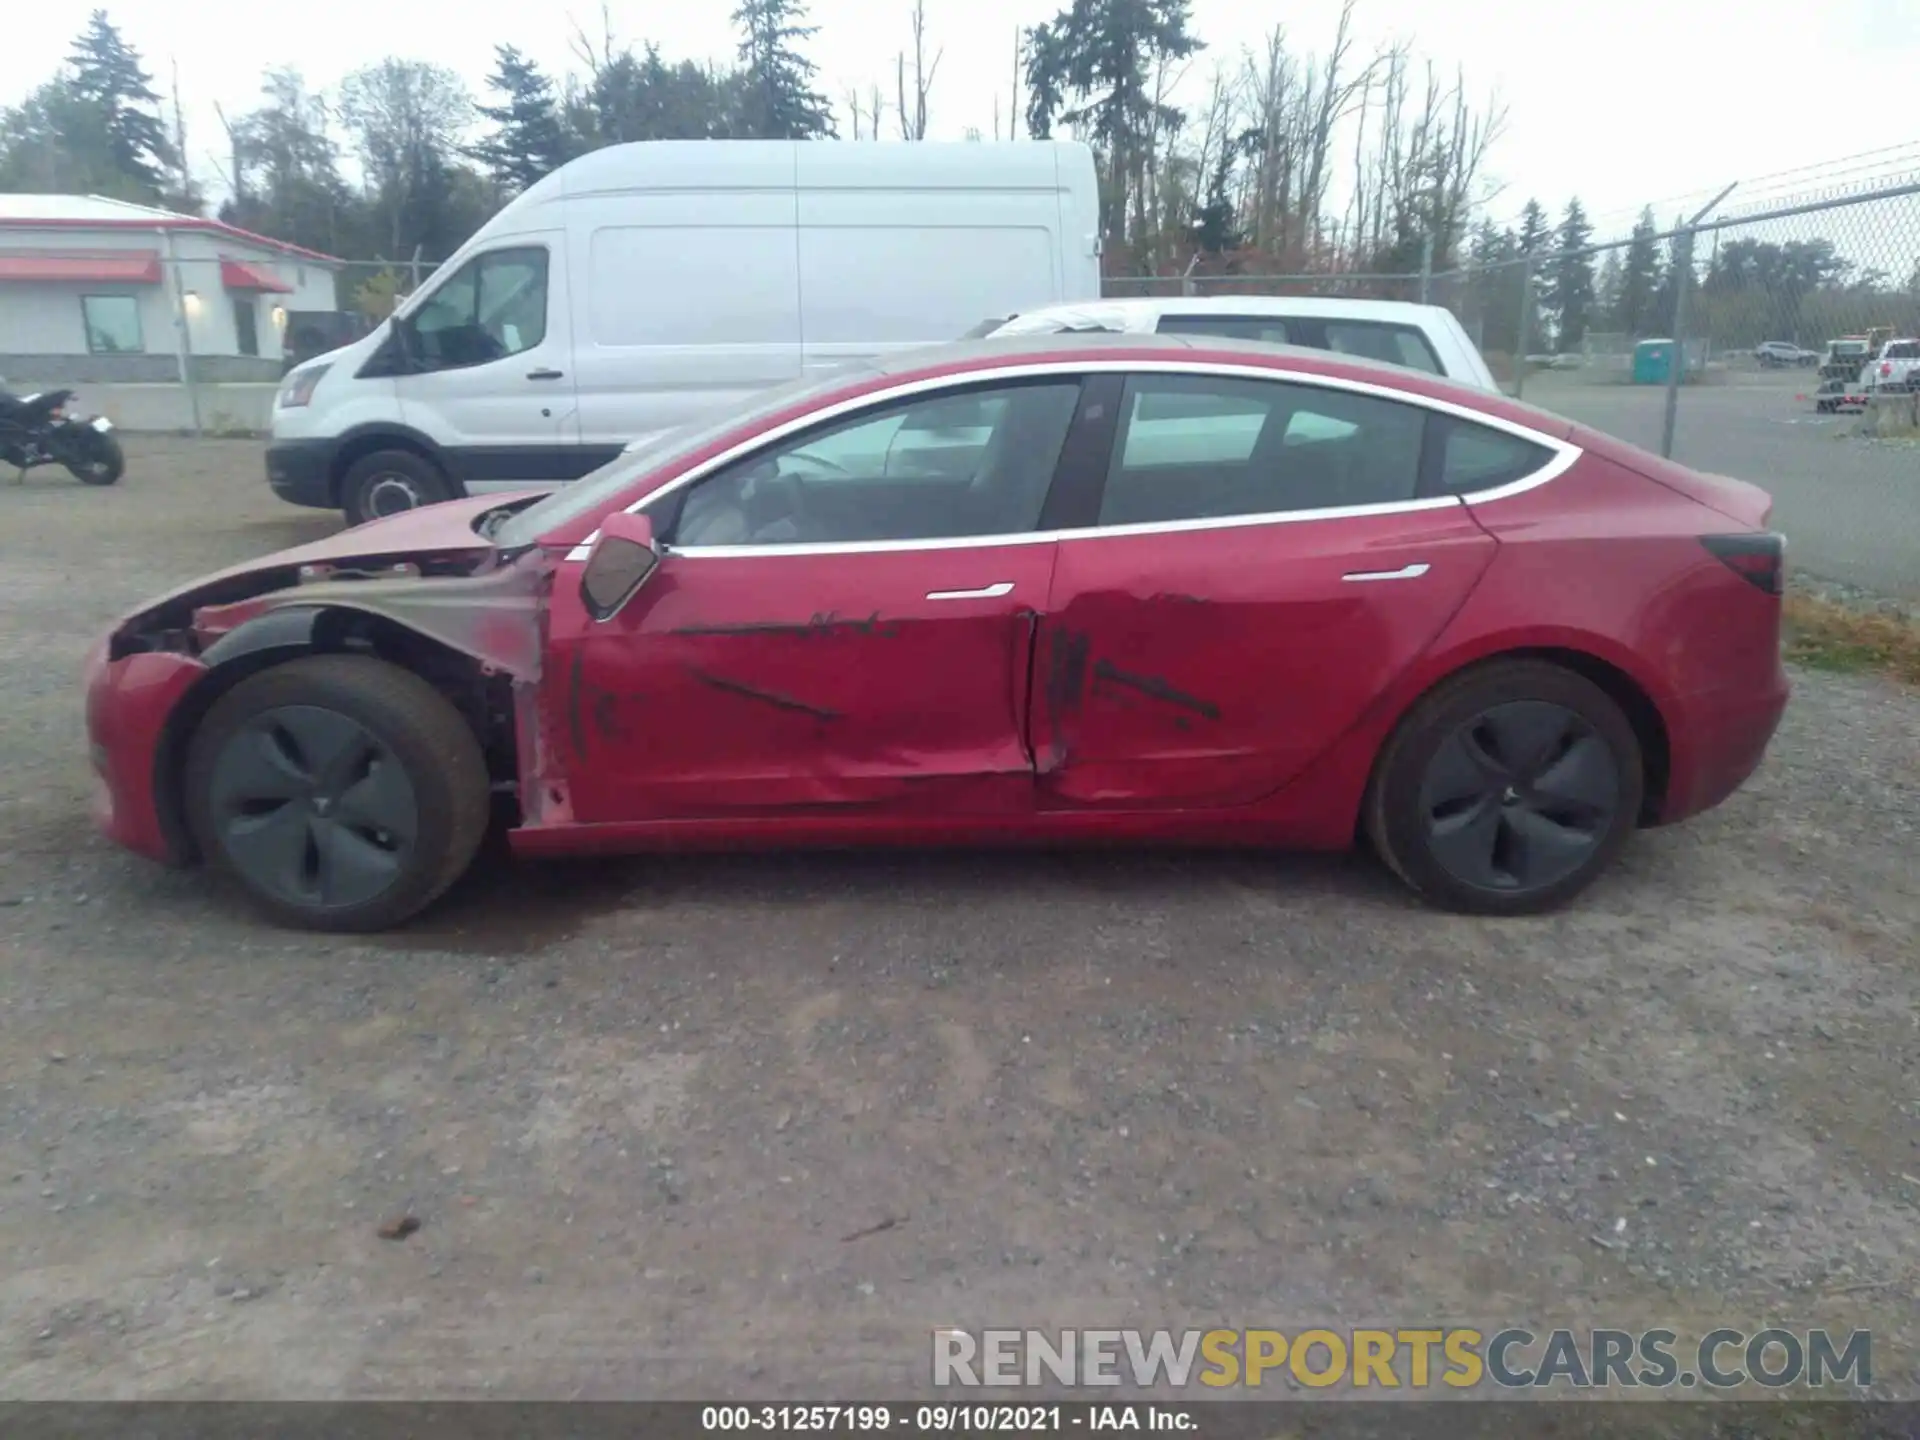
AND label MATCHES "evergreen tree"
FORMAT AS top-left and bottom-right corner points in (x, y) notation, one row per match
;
(573, 45), (738, 145)
(1022, 0), (1200, 253)
(221, 68), (365, 260)
(1616, 206), (1665, 338)
(1468, 217), (1522, 355)
(66, 10), (176, 196)
(732, 0), (836, 138)
(1515, 199), (1551, 258)
(1595, 247), (1625, 332)
(468, 46), (573, 194)
(1547, 198), (1596, 350)
(1190, 143), (1241, 255)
